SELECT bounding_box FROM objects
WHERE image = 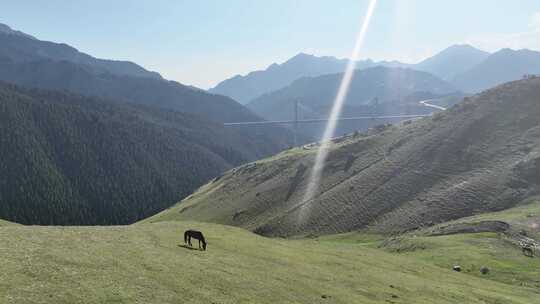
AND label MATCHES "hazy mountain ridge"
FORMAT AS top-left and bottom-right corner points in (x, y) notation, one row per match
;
(209, 53), (417, 104)
(248, 66), (457, 114)
(211, 44), (540, 105)
(0, 23), (161, 80)
(150, 78), (540, 237)
(0, 59), (299, 154)
(247, 66), (459, 138)
(414, 44), (490, 80)
(210, 45), (488, 104)
(0, 24), (299, 156)
(0, 23), (36, 40)
(452, 48), (540, 93)
(0, 59), (254, 123)
(209, 53), (349, 104)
